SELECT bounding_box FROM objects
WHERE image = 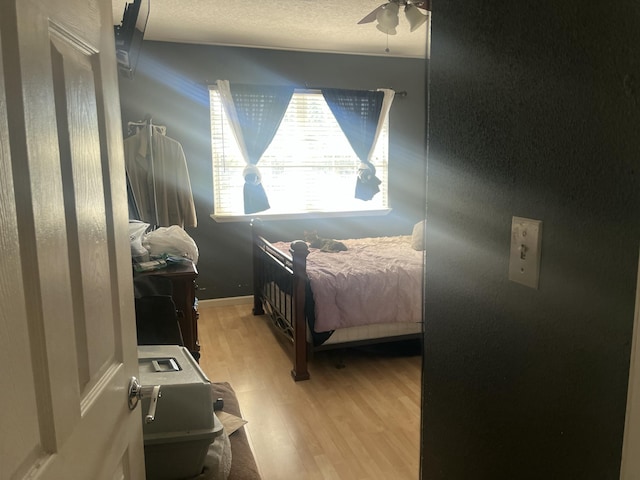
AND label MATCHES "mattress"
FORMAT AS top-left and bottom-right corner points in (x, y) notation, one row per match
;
(271, 235), (424, 332)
